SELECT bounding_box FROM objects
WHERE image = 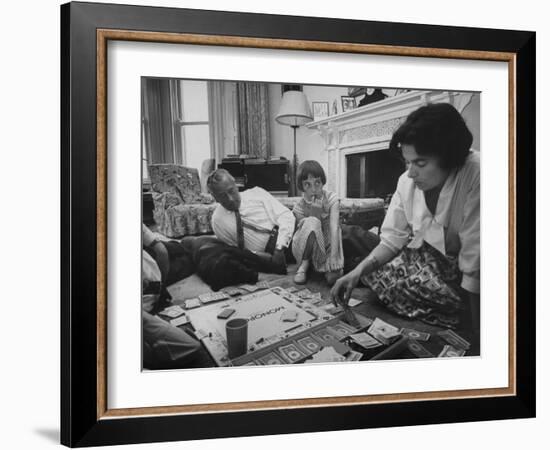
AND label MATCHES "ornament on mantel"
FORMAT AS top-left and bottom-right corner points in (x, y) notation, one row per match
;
(356, 88), (387, 107)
